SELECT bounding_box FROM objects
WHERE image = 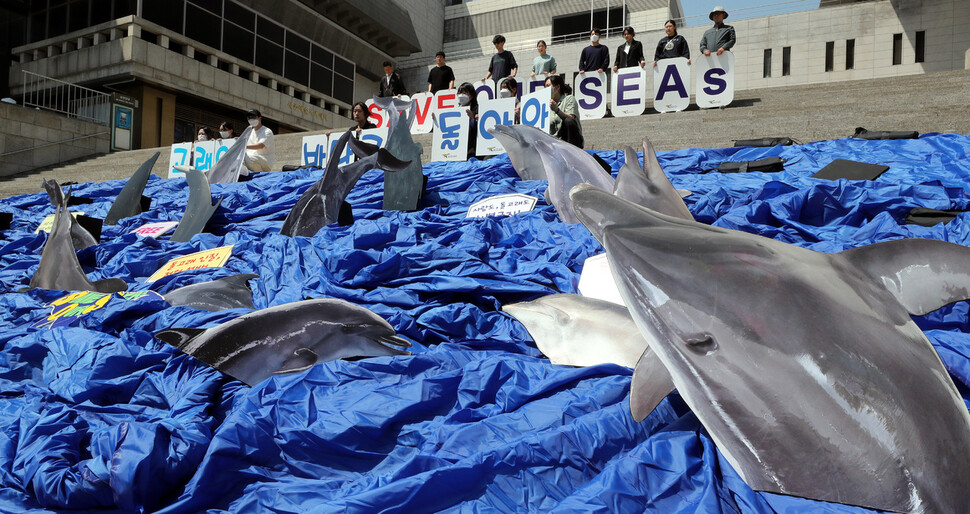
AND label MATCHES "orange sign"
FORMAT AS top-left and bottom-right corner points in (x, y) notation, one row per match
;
(146, 245), (234, 283)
